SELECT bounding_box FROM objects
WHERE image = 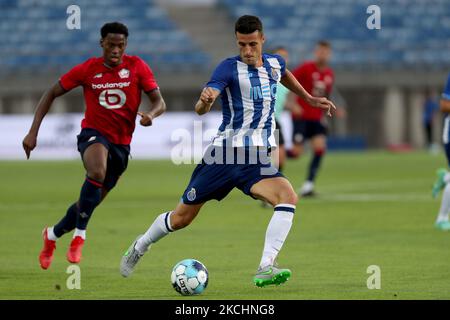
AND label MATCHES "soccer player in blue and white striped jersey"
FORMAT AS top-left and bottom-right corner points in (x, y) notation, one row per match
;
(121, 15), (336, 286)
(431, 72), (450, 231)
